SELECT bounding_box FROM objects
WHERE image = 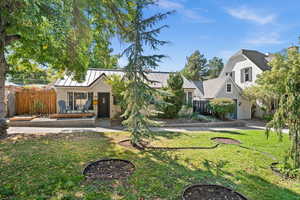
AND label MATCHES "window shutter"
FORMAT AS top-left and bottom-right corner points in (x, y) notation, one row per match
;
(249, 67), (252, 81)
(240, 69), (244, 83)
(232, 71), (235, 81)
